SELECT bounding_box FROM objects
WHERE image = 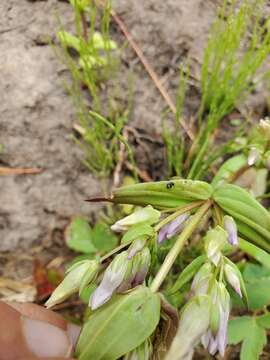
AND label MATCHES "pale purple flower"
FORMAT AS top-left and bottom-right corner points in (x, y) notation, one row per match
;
(202, 282), (230, 357)
(224, 215), (238, 246)
(158, 212), (189, 244)
(90, 251), (130, 310)
(224, 263), (242, 297)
